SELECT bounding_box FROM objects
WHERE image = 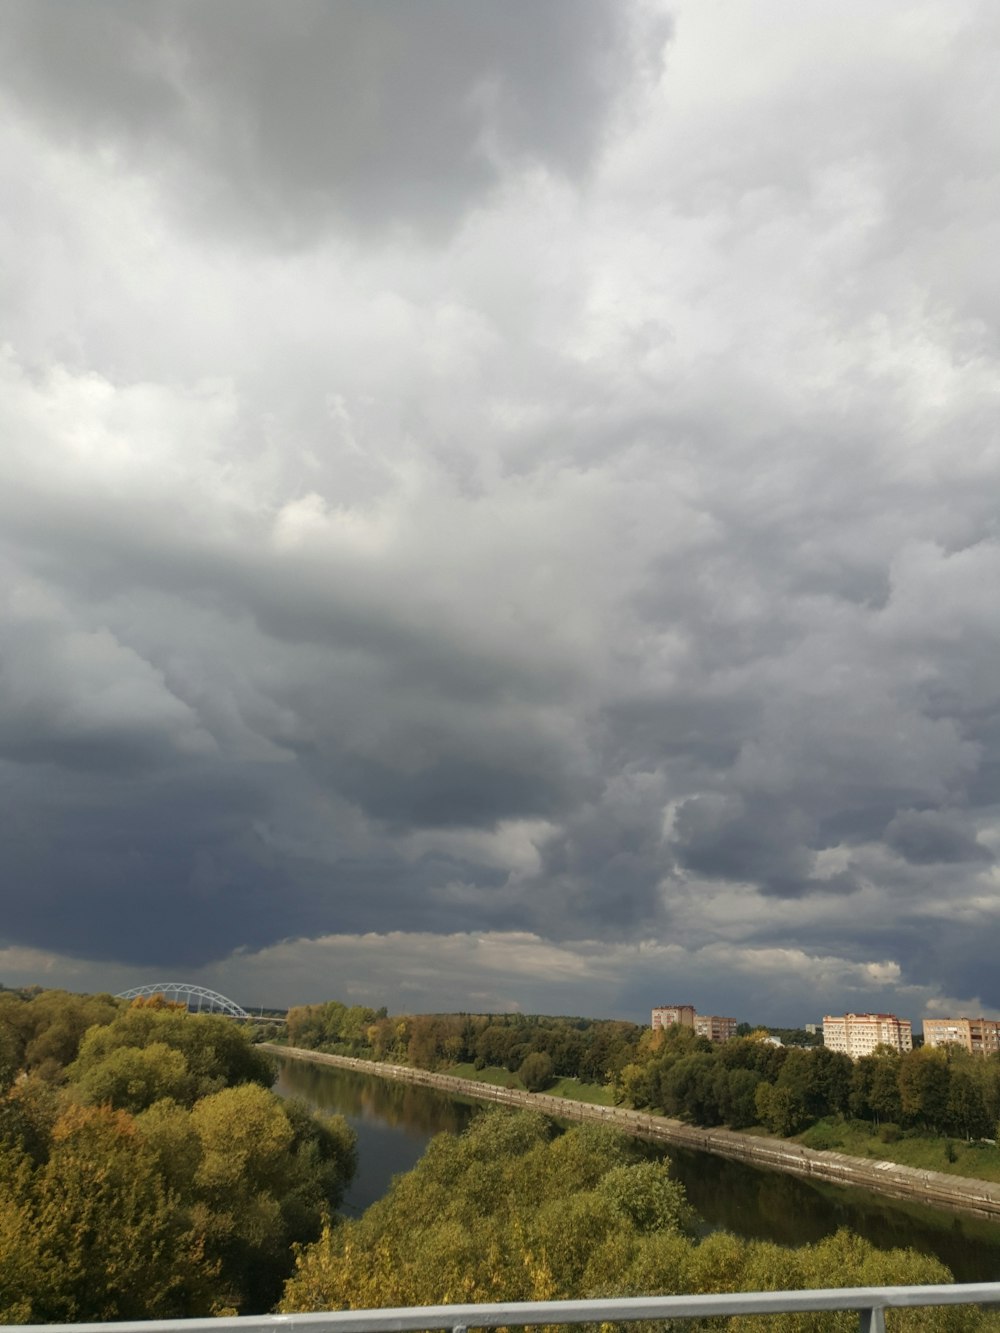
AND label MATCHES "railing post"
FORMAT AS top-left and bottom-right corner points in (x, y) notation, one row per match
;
(859, 1306), (887, 1333)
